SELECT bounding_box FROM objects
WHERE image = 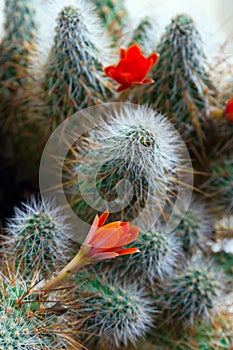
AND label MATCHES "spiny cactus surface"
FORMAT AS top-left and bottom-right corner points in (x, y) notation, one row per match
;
(76, 270), (153, 349)
(43, 3), (113, 129)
